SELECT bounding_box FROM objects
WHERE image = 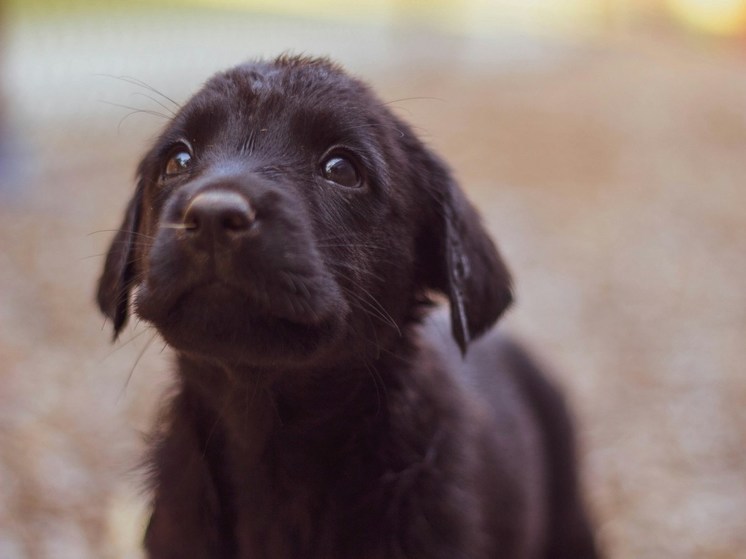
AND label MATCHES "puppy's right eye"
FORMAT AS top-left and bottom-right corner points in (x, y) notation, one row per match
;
(164, 148), (193, 177)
